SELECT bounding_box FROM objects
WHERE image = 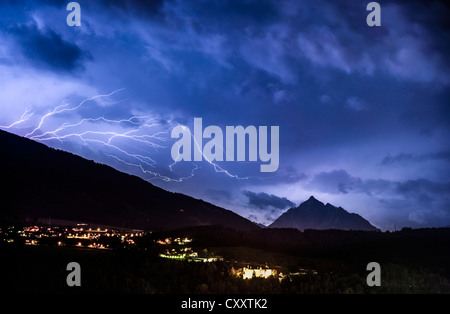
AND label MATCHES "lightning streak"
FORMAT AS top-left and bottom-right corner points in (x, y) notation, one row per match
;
(25, 89), (124, 138)
(191, 130), (249, 180)
(1, 89), (245, 182)
(168, 124), (250, 180)
(0, 108), (34, 129)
